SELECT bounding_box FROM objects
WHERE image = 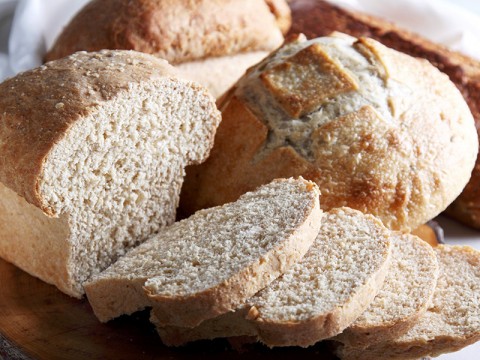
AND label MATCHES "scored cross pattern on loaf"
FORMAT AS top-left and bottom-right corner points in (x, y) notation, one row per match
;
(260, 43), (358, 118)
